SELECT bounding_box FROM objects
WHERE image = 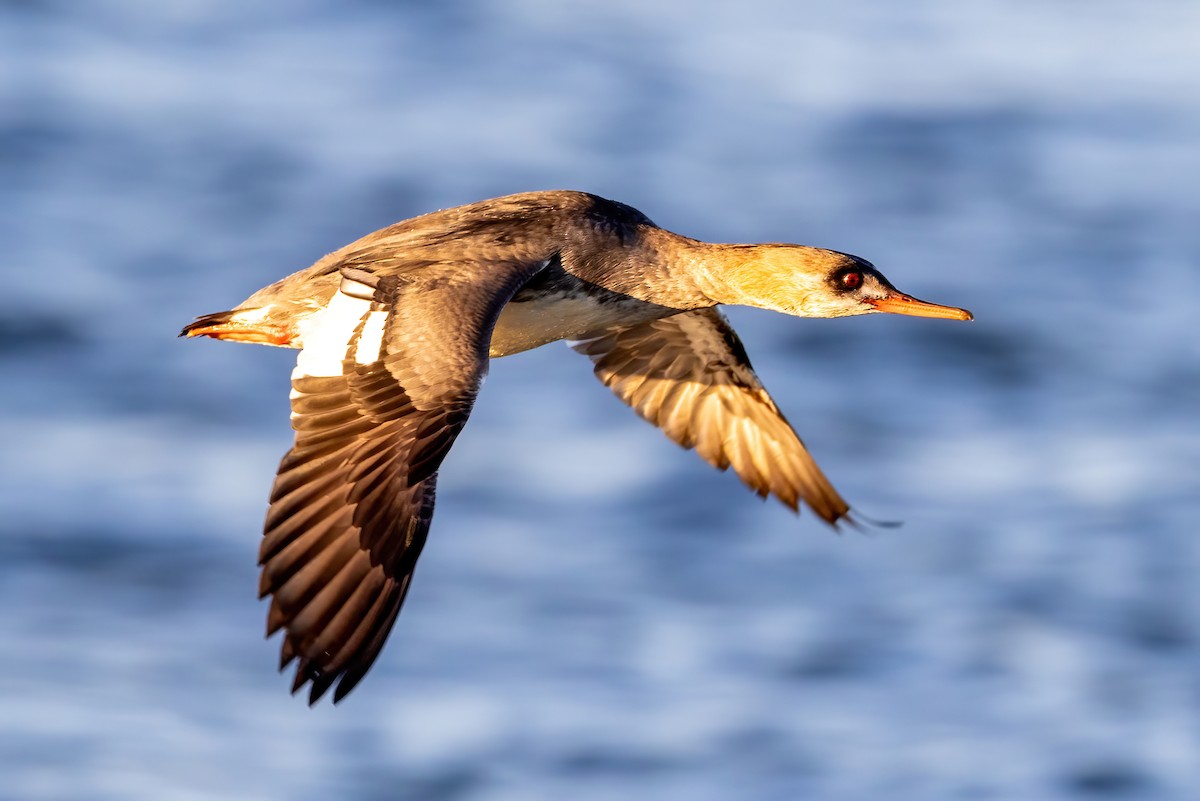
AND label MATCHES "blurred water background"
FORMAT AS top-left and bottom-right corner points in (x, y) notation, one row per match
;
(3, 1), (1199, 799)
